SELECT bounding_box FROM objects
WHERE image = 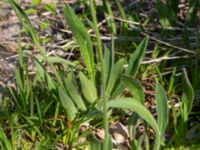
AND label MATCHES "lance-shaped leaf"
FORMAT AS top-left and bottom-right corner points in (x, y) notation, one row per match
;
(64, 5), (96, 83)
(126, 37), (148, 76)
(122, 75), (145, 105)
(112, 37), (148, 98)
(34, 57), (56, 91)
(155, 83), (169, 144)
(106, 58), (125, 94)
(79, 72), (97, 103)
(108, 98), (161, 149)
(182, 69), (194, 121)
(64, 72), (86, 111)
(58, 86), (77, 121)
